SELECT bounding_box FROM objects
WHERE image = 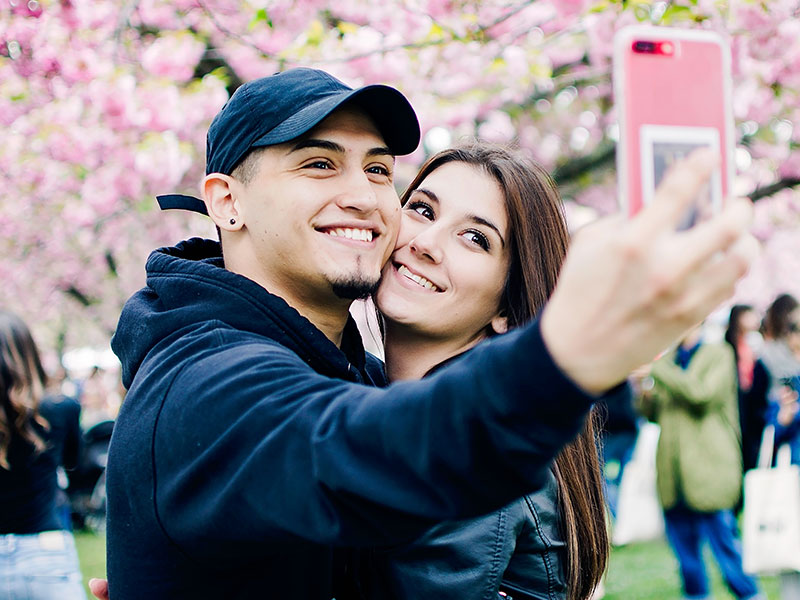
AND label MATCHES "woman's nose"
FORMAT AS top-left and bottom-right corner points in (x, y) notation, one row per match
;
(409, 228), (444, 264)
